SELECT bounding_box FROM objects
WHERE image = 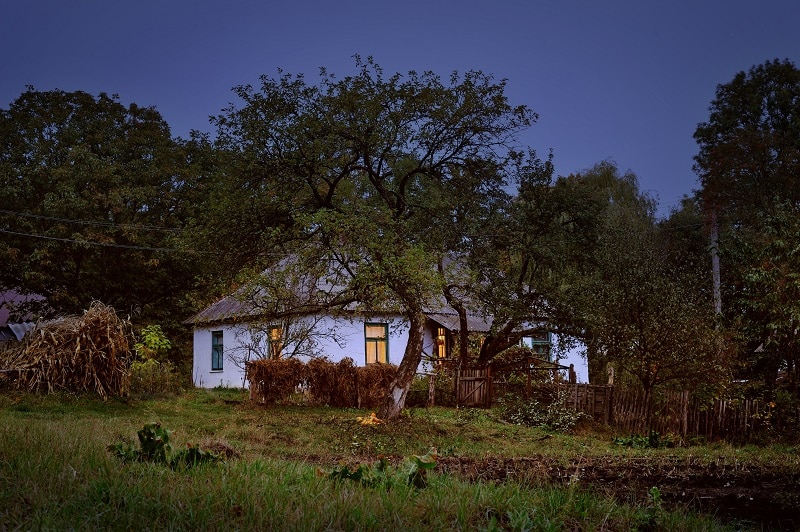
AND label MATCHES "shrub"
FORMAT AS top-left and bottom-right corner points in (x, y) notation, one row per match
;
(406, 370), (456, 407)
(248, 357), (398, 408)
(331, 358), (358, 407)
(498, 389), (585, 432)
(129, 358), (182, 397)
(305, 357), (337, 405)
(246, 358), (306, 404)
(107, 422), (222, 469)
(613, 431), (675, 449)
(355, 362), (396, 408)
